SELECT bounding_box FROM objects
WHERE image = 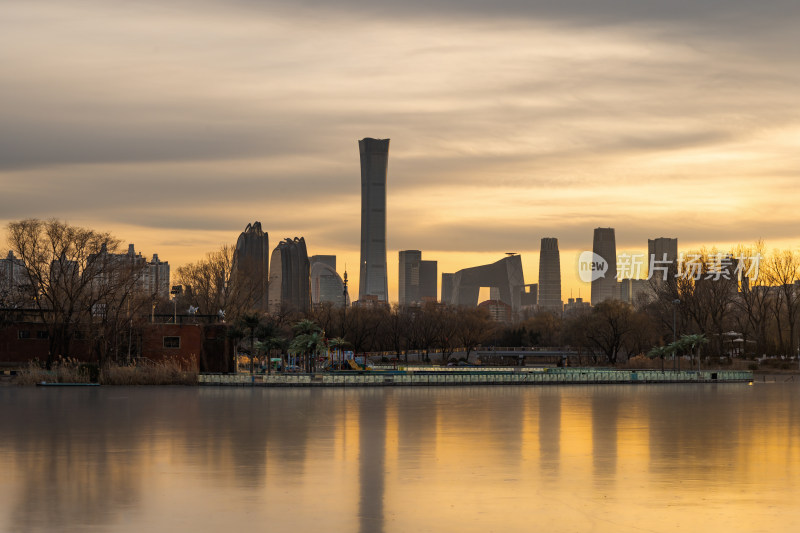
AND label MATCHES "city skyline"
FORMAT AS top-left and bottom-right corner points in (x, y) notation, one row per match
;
(2, 0), (799, 304)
